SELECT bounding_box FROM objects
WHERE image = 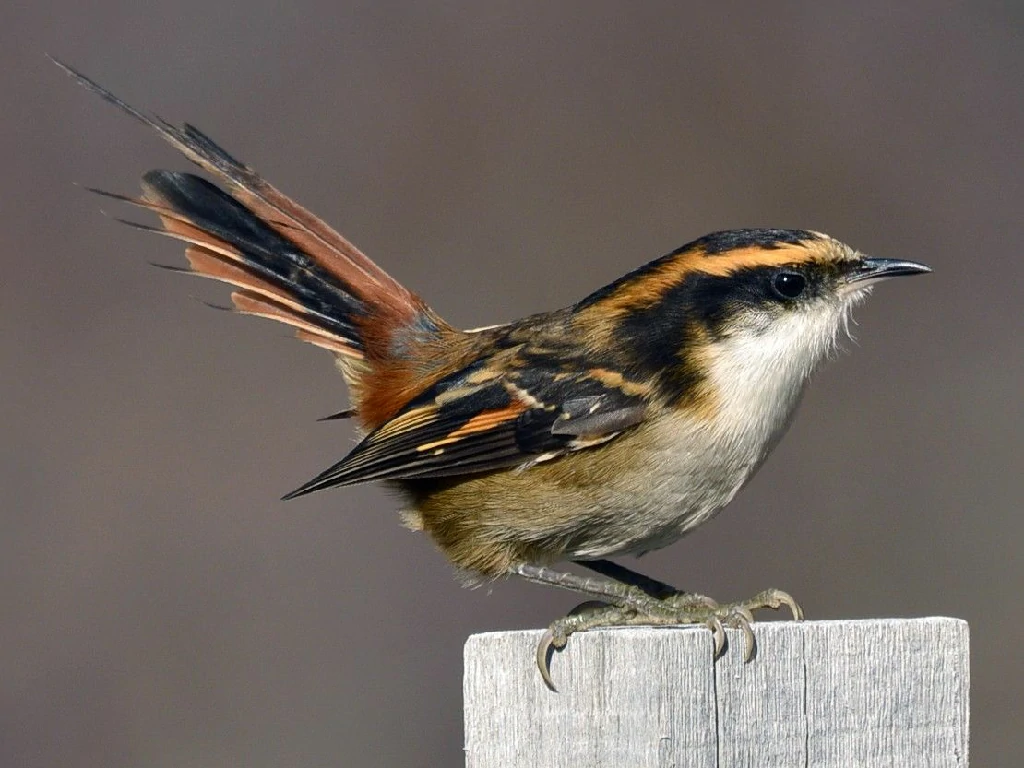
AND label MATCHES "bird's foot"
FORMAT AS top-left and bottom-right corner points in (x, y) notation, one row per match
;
(536, 587), (803, 691)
